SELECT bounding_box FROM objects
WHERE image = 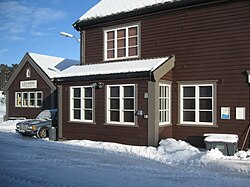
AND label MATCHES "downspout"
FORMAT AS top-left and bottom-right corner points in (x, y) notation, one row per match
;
(80, 30), (86, 65)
